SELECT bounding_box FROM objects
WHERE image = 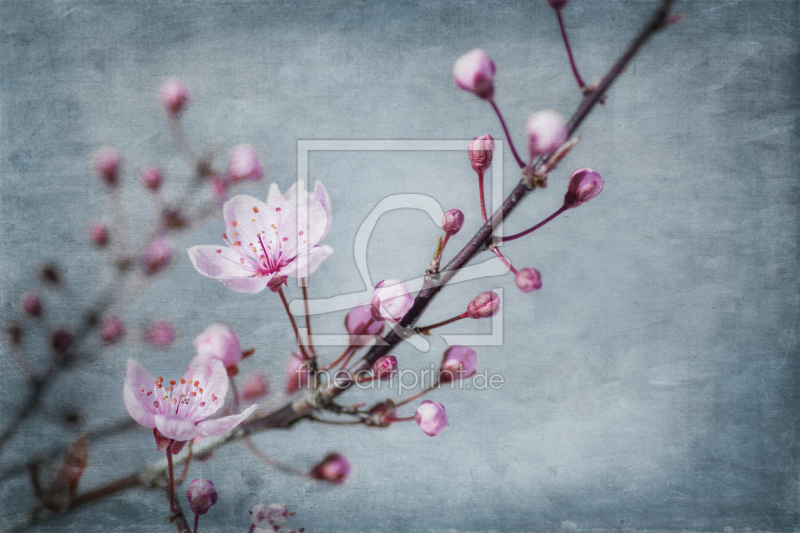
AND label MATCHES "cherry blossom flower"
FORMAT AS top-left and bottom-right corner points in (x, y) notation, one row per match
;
(414, 400), (449, 436)
(187, 181), (332, 294)
(345, 304), (385, 346)
(525, 109), (568, 156)
(371, 279), (414, 323)
(123, 358), (257, 442)
(439, 346), (478, 383)
(309, 453), (351, 484)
